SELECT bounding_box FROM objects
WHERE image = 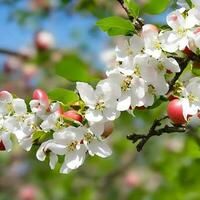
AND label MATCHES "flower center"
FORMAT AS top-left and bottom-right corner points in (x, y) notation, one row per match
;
(6, 103), (13, 114)
(173, 81), (184, 97)
(84, 132), (94, 143)
(157, 63), (165, 72)
(188, 94), (199, 103)
(121, 76), (133, 92)
(95, 101), (105, 111)
(67, 141), (78, 152)
(177, 27), (186, 37)
(134, 65), (141, 77)
(154, 40), (161, 49)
